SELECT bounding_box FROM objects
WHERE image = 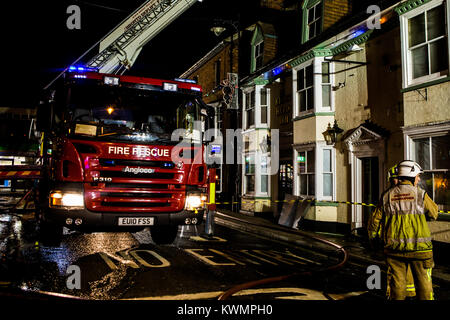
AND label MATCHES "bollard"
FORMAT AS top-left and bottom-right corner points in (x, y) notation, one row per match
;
(204, 209), (215, 237)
